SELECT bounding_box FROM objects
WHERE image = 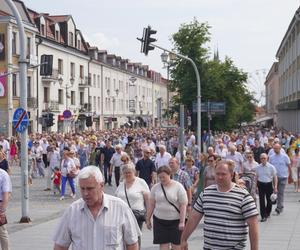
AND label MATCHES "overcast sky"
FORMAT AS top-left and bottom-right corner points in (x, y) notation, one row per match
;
(23, 0), (300, 103)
